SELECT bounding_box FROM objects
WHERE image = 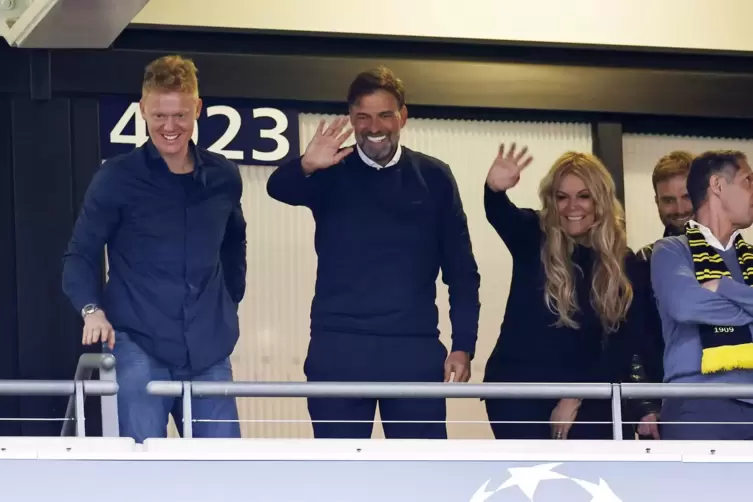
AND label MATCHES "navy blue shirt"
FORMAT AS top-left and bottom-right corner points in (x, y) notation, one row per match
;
(62, 140), (247, 371)
(266, 147), (480, 354)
